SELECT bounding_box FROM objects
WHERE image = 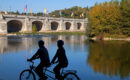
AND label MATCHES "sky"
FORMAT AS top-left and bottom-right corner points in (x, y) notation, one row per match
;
(0, 0), (112, 13)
